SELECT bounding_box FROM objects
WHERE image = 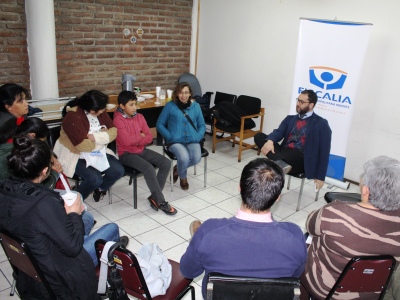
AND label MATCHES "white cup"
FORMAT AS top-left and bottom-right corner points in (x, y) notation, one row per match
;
(167, 89), (172, 99)
(156, 86), (161, 98)
(62, 192), (78, 206)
